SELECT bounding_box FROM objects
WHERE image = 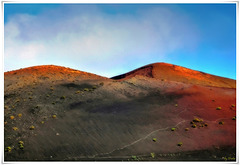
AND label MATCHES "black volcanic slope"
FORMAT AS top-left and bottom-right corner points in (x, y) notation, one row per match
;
(4, 64), (236, 161)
